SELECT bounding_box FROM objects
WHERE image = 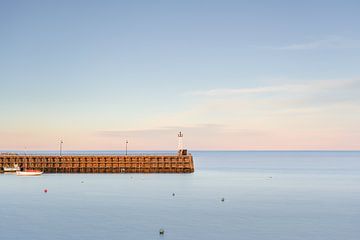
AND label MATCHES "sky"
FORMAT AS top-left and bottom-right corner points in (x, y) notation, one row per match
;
(0, 0), (360, 151)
